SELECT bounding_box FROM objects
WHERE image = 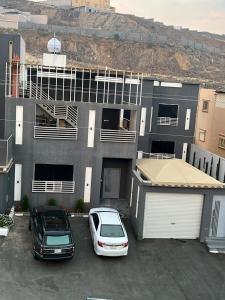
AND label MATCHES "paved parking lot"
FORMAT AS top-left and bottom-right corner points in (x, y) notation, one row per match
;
(0, 216), (225, 300)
